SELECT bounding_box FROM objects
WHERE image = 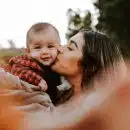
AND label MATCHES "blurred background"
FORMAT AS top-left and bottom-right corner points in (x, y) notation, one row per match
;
(0, 0), (129, 64)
